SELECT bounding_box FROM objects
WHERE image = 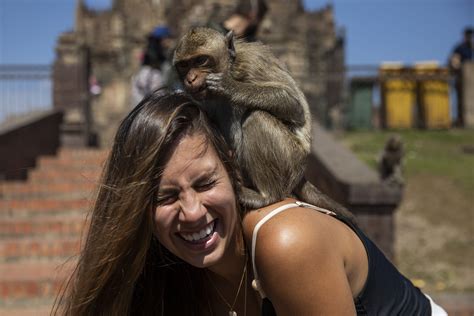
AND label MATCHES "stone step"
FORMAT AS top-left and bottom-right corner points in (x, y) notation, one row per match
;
(0, 181), (96, 194)
(28, 169), (101, 182)
(37, 155), (106, 169)
(0, 236), (81, 263)
(0, 305), (54, 316)
(0, 215), (88, 238)
(0, 182), (97, 200)
(56, 148), (108, 160)
(0, 261), (74, 303)
(0, 199), (91, 217)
